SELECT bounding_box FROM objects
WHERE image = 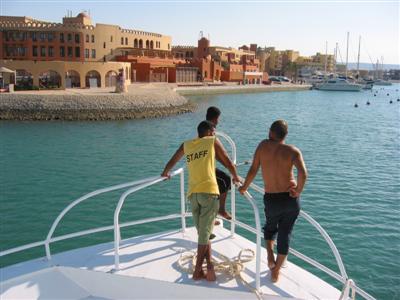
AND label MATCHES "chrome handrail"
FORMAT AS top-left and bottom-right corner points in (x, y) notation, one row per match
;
(248, 182), (348, 280)
(113, 168), (183, 271)
(240, 188), (262, 292)
(44, 176), (160, 260)
(216, 131), (237, 237)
